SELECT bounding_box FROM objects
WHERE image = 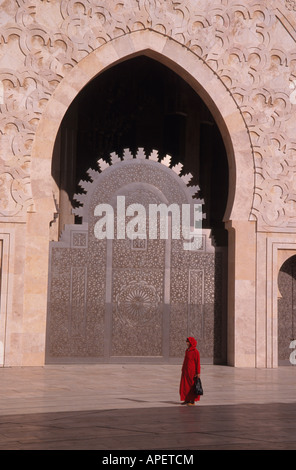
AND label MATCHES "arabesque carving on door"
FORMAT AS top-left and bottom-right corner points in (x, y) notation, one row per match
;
(46, 148), (226, 363)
